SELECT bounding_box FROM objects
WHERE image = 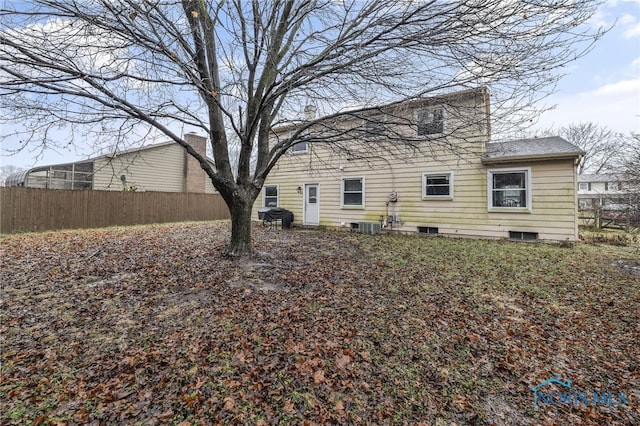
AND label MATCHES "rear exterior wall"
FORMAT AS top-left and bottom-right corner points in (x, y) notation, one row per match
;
(253, 95), (579, 241)
(255, 151), (579, 241)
